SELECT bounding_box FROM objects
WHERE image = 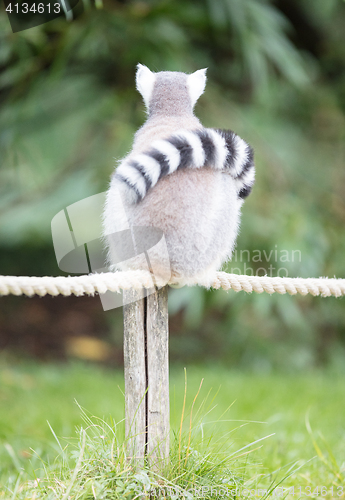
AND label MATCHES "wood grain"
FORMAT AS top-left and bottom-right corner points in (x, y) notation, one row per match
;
(123, 286), (169, 469)
(146, 285), (169, 467)
(123, 288), (146, 465)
